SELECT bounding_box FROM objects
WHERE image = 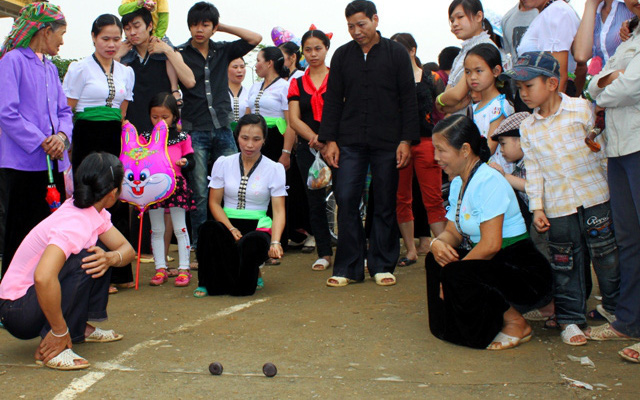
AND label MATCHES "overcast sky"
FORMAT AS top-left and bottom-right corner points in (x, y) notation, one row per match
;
(1, 0), (587, 83)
